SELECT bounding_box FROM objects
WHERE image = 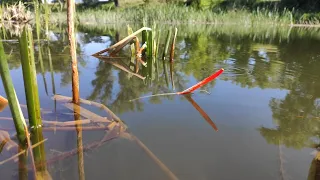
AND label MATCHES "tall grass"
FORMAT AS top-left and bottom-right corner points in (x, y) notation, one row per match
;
(50, 4), (294, 26)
